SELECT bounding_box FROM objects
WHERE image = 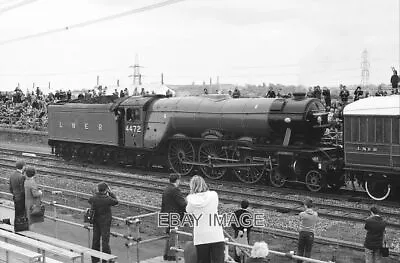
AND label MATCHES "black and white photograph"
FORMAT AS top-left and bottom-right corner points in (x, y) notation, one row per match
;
(0, 0), (399, 262)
